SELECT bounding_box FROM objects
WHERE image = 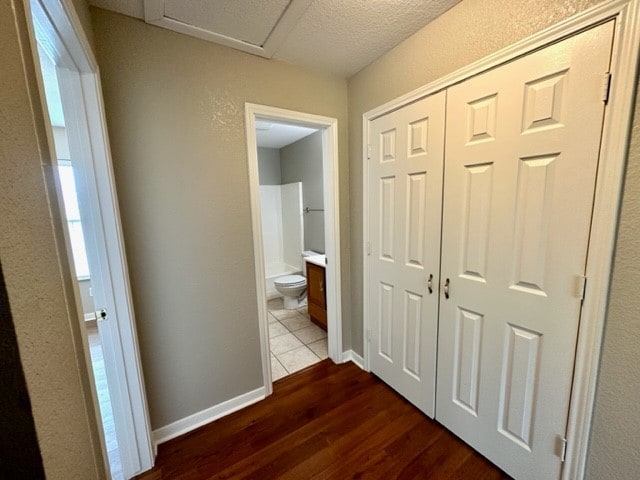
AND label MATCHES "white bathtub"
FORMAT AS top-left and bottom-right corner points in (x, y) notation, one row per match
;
(265, 262), (301, 299)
